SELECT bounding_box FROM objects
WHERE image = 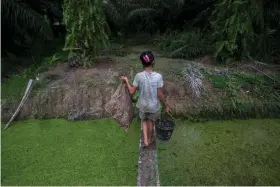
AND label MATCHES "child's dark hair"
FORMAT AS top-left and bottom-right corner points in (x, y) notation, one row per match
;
(140, 51), (155, 67)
